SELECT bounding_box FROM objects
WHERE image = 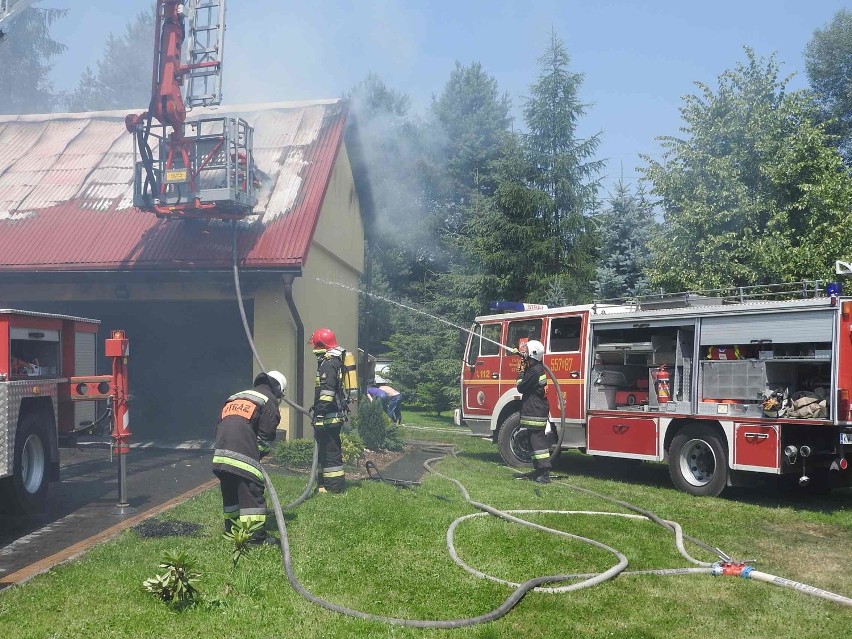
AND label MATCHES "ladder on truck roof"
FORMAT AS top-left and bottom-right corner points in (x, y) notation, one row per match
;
(596, 280), (833, 311)
(183, 0), (226, 108)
